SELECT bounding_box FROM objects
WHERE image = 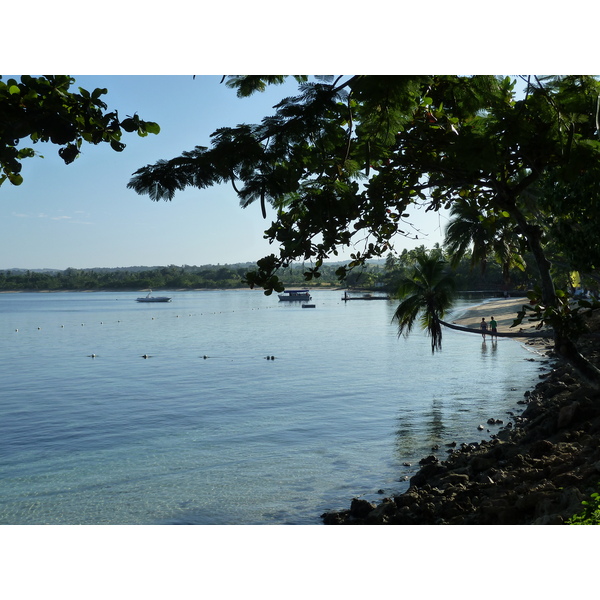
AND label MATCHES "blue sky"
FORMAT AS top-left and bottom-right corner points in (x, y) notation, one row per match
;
(0, 75), (449, 270)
